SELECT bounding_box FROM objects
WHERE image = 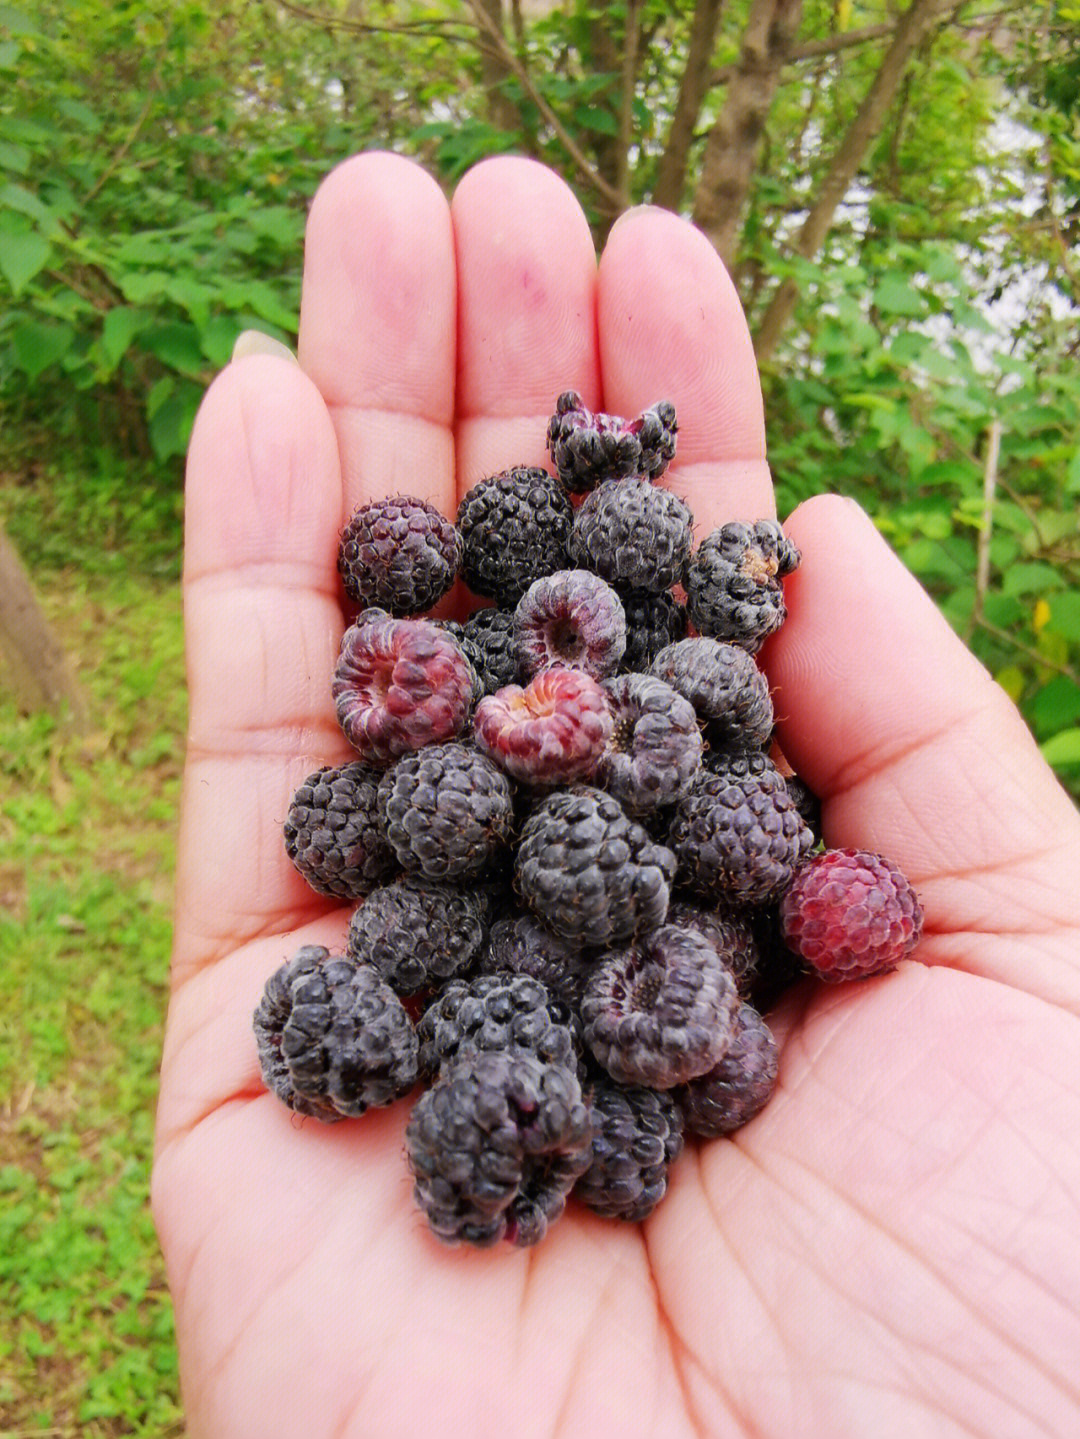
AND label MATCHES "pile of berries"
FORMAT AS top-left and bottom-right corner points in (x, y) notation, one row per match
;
(255, 390), (924, 1248)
